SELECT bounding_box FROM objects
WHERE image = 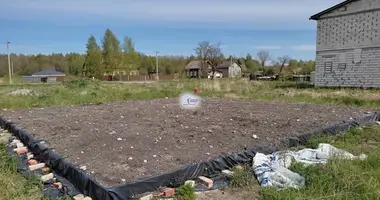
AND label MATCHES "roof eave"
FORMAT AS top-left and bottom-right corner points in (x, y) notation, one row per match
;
(308, 0), (356, 21)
